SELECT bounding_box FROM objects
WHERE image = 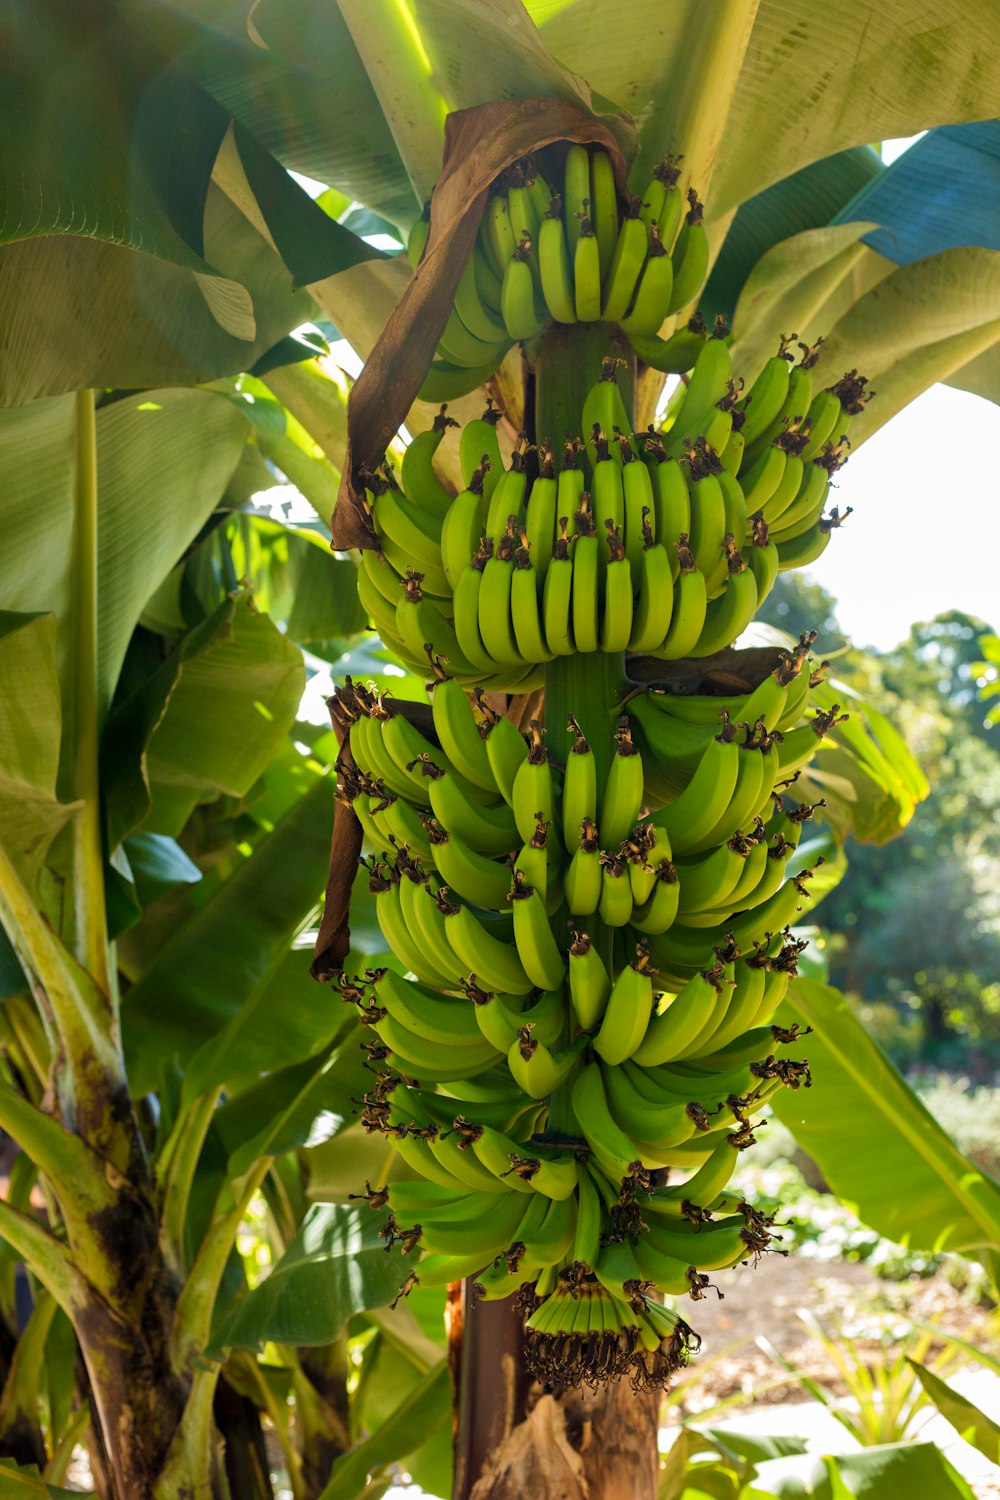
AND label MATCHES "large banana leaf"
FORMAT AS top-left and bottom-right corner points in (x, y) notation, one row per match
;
(771, 978), (1000, 1255)
(122, 763), (335, 1093)
(101, 595), (305, 850)
(0, 615), (77, 884)
(702, 146), (883, 327)
(125, 0), (607, 225)
(208, 1204), (407, 1354)
(833, 123), (1000, 266)
(530, 1), (1000, 215)
(727, 124), (1000, 428)
(908, 1360), (1000, 1466)
(797, 679), (931, 845)
(0, 2), (382, 401)
(0, 390), (249, 723)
